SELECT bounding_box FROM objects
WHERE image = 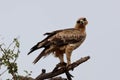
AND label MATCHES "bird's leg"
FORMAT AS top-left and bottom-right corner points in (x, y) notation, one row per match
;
(57, 53), (67, 67)
(65, 45), (74, 67)
(58, 53), (64, 63)
(54, 50), (66, 66)
(53, 51), (66, 72)
(66, 51), (72, 66)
